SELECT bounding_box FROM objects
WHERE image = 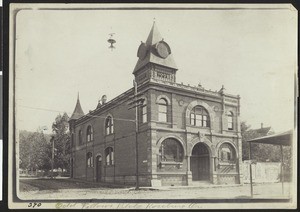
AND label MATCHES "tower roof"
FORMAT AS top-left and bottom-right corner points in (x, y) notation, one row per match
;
(70, 93), (84, 120)
(133, 22), (177, 74)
